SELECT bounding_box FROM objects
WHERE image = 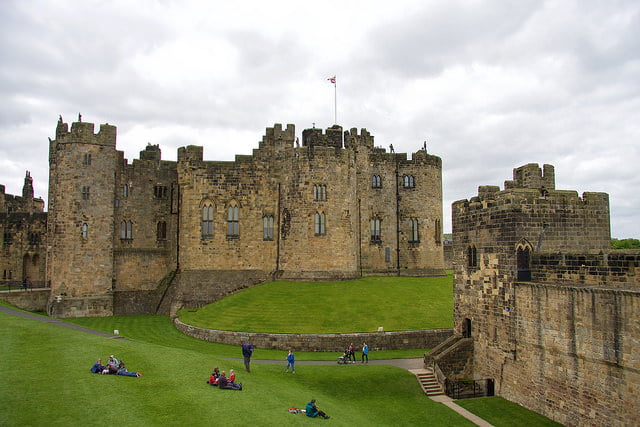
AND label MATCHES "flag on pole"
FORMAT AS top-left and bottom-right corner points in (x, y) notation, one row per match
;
(328, 76), (336, 84)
